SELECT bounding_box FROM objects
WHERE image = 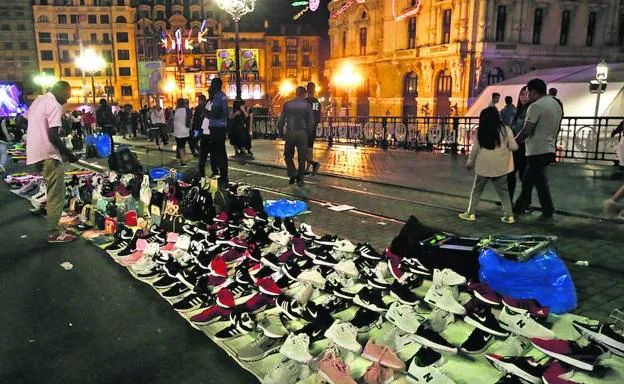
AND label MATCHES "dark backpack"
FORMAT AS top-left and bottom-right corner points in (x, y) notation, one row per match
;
(71, 135), (84, 150)
(85, 145), (97, 158)
(108, 148), (143, 174)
